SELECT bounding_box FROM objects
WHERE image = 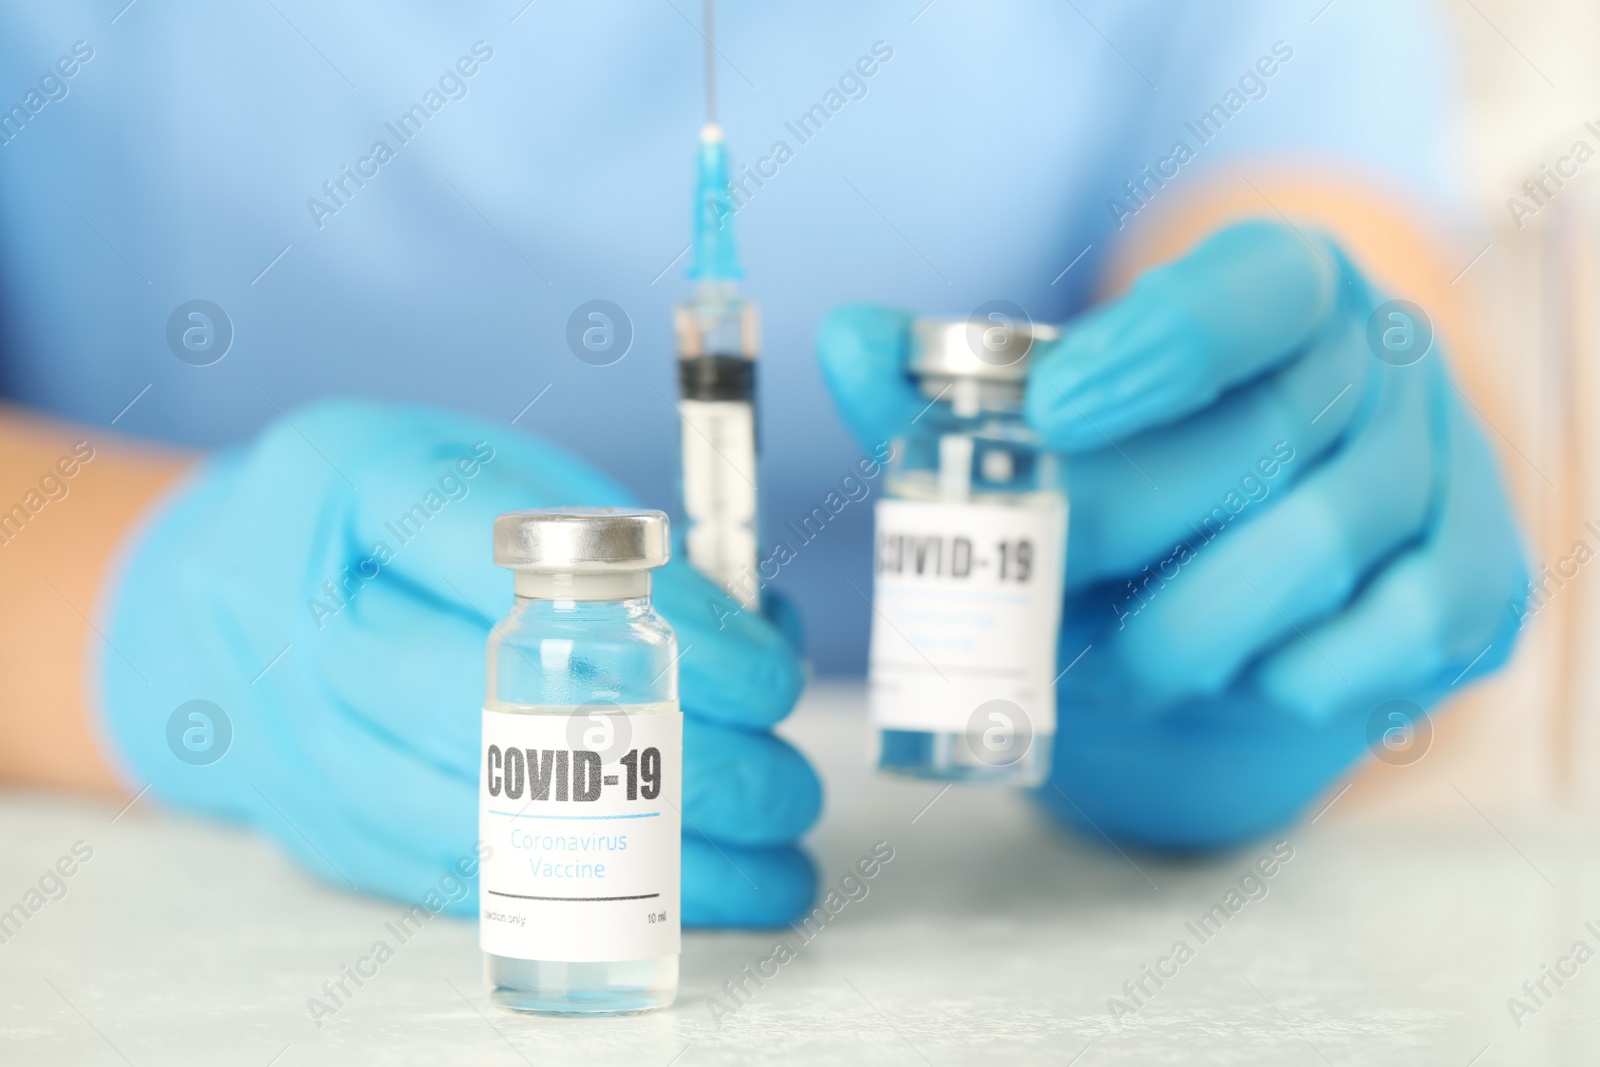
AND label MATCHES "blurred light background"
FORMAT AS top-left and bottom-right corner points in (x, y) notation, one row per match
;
(0, 1), (1593, 824)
